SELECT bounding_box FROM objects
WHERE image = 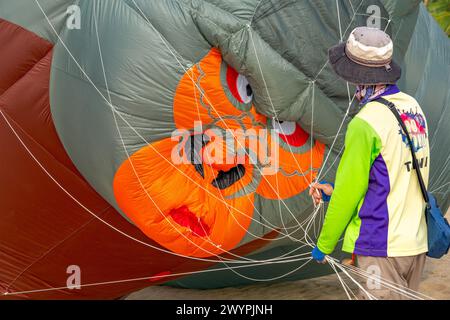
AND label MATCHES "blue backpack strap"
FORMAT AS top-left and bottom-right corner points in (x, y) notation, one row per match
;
(376, 97), (429, 204)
